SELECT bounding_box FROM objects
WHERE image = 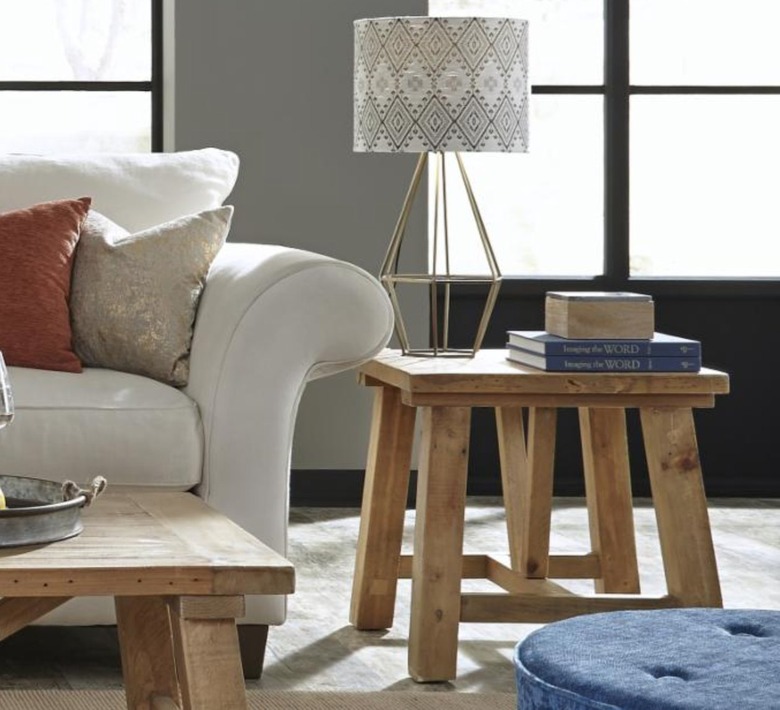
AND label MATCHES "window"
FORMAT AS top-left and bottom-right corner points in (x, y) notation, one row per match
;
(0, 0), (161, 153)
(629, 0), (780, 278)
(429, 0), (780, 282)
